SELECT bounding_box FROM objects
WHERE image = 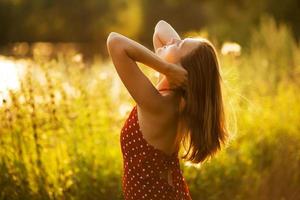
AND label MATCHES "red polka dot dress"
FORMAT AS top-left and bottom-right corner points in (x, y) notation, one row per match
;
(120, 104), (192, 200)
